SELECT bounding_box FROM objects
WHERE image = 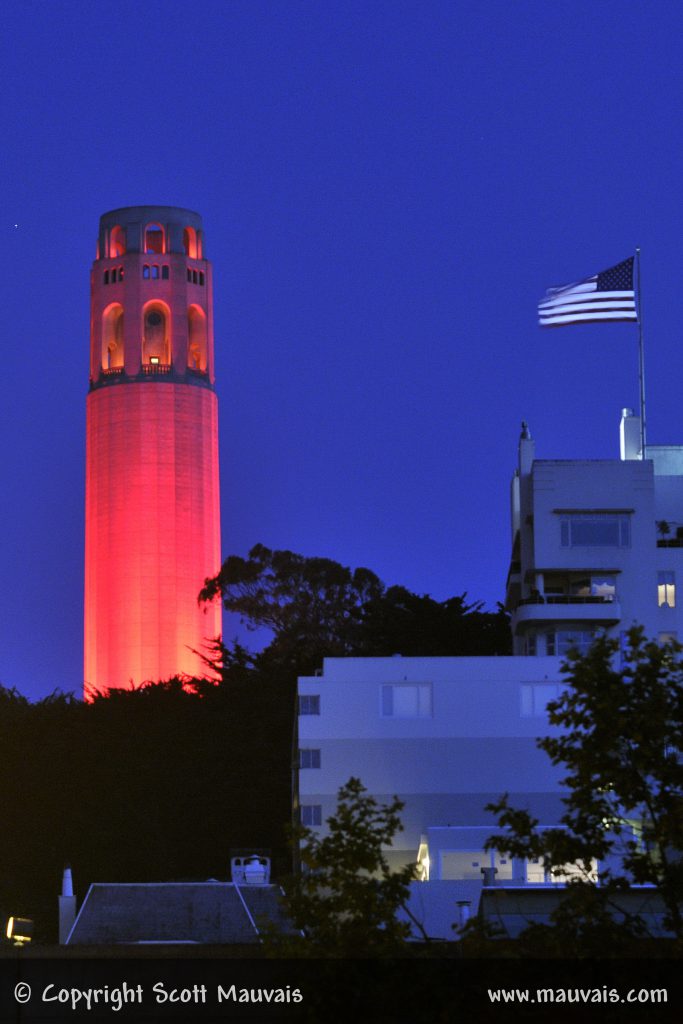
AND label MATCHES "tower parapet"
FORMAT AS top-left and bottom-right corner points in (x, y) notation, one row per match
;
(90, 206), (215, 389)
